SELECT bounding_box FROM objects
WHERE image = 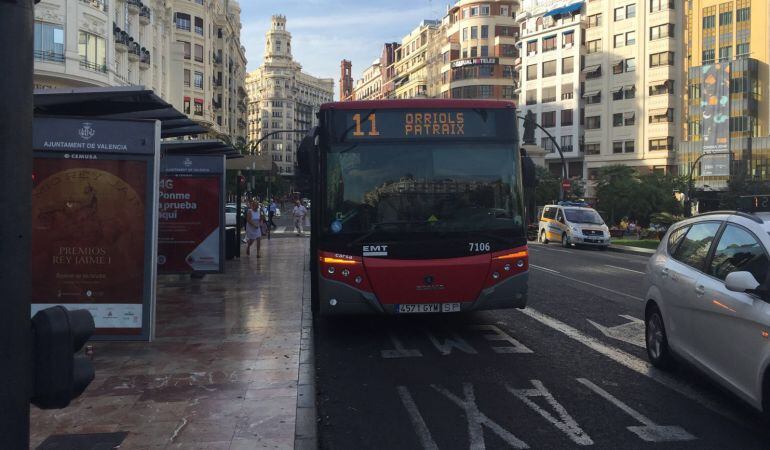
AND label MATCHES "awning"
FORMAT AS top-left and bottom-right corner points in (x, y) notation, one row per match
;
(34, 86), (207, 138)
(649, 108), (670, 116)
(543, 34), (557, 40)
(563, 30), (575, 35)
(582, 64), (601, 73)
(544, 1), (584, 17)
(624, 85), (636, 92)
(582, 91), (600, 98)
(623, 111), (635, 119)
(611, 86), (623, 93)
(161, 139), (241, 159)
